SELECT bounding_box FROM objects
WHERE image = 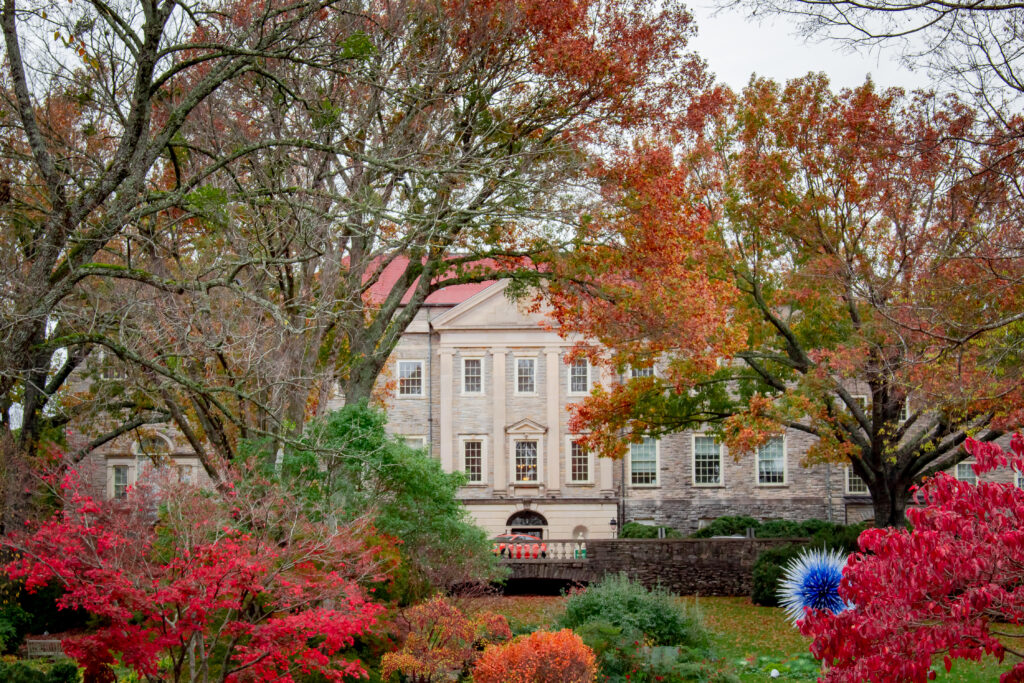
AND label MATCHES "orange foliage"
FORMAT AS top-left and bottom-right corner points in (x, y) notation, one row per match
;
(472, 629), (597, 683)
(380, 596), (511, 683)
